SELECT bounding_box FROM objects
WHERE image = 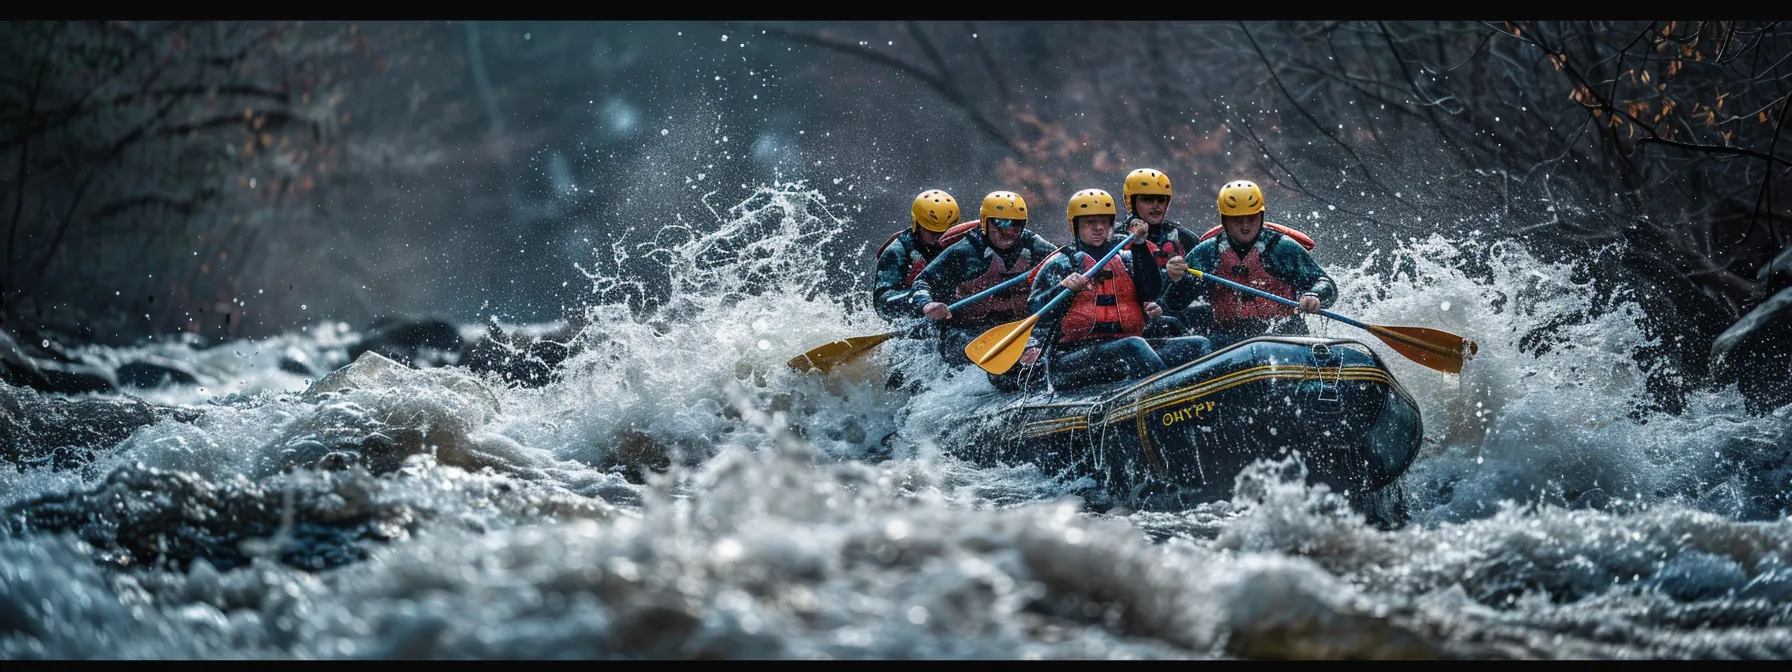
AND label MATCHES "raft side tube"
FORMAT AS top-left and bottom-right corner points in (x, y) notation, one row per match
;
(955, 336), (1424, 513)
